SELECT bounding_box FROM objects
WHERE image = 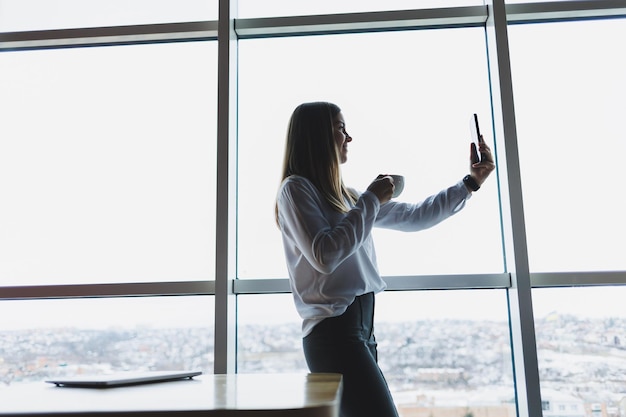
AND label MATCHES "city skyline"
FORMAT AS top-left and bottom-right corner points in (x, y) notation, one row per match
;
(2, 286), (626, 331)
